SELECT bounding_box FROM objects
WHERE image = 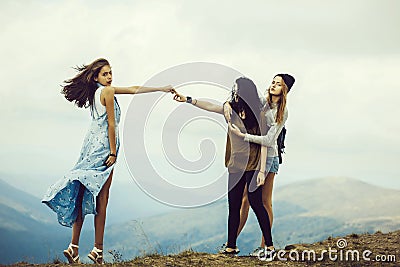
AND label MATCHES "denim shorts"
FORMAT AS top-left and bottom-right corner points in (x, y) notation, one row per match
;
(266, 156), (279, 174)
